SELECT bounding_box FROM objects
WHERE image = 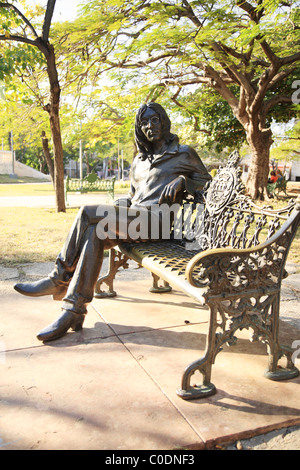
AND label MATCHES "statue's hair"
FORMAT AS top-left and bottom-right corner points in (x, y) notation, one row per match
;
(135, 102), (176, 159)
